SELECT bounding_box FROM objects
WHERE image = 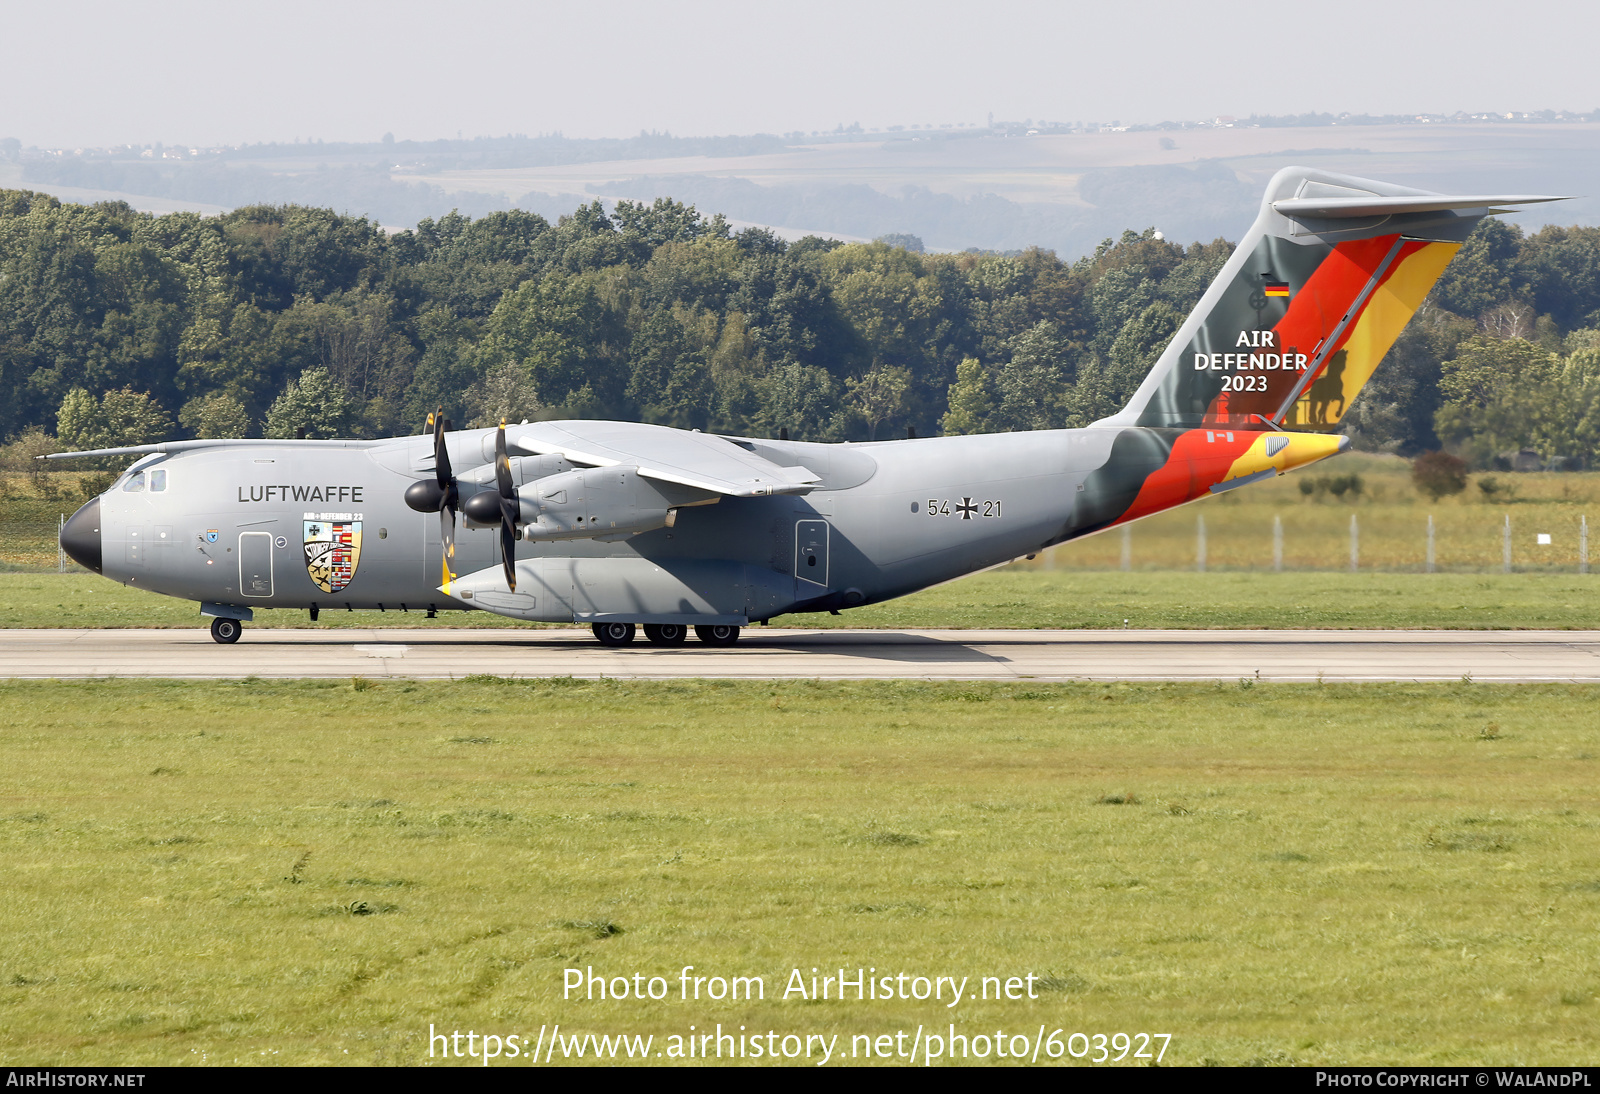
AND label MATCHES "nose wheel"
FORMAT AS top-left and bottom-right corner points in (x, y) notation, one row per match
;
(209, 617), (243, 644)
